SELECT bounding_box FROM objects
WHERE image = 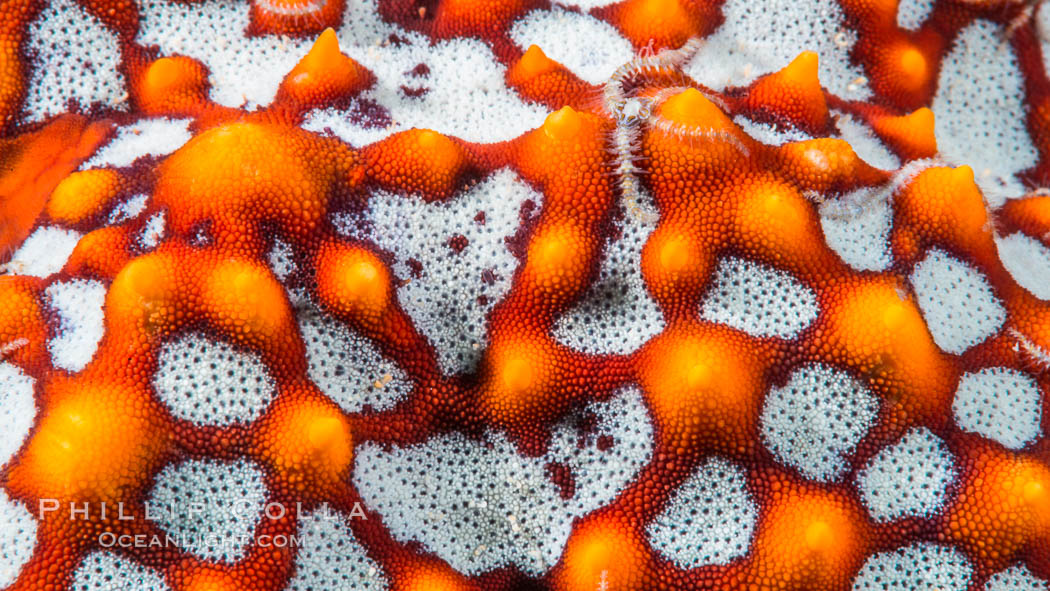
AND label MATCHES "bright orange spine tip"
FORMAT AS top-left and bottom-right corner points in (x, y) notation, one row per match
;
(511, 45), (557, 80)
(176, 567), (244, 591)
(514, 106), (609, 200)
(642, 88), (753, 182)
(542, 106), (585, 142)
(658, 87), (733, 130)
(506, 47), (595, 111)
(870, 107), (937, 160)
(747, 51), (830, 133)
(279, 28), (374, 109)
(892, 165), (997, 264)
